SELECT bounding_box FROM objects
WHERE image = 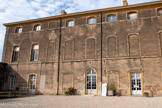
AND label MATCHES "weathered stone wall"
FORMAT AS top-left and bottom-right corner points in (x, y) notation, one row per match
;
(2, 4), (162, 96)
